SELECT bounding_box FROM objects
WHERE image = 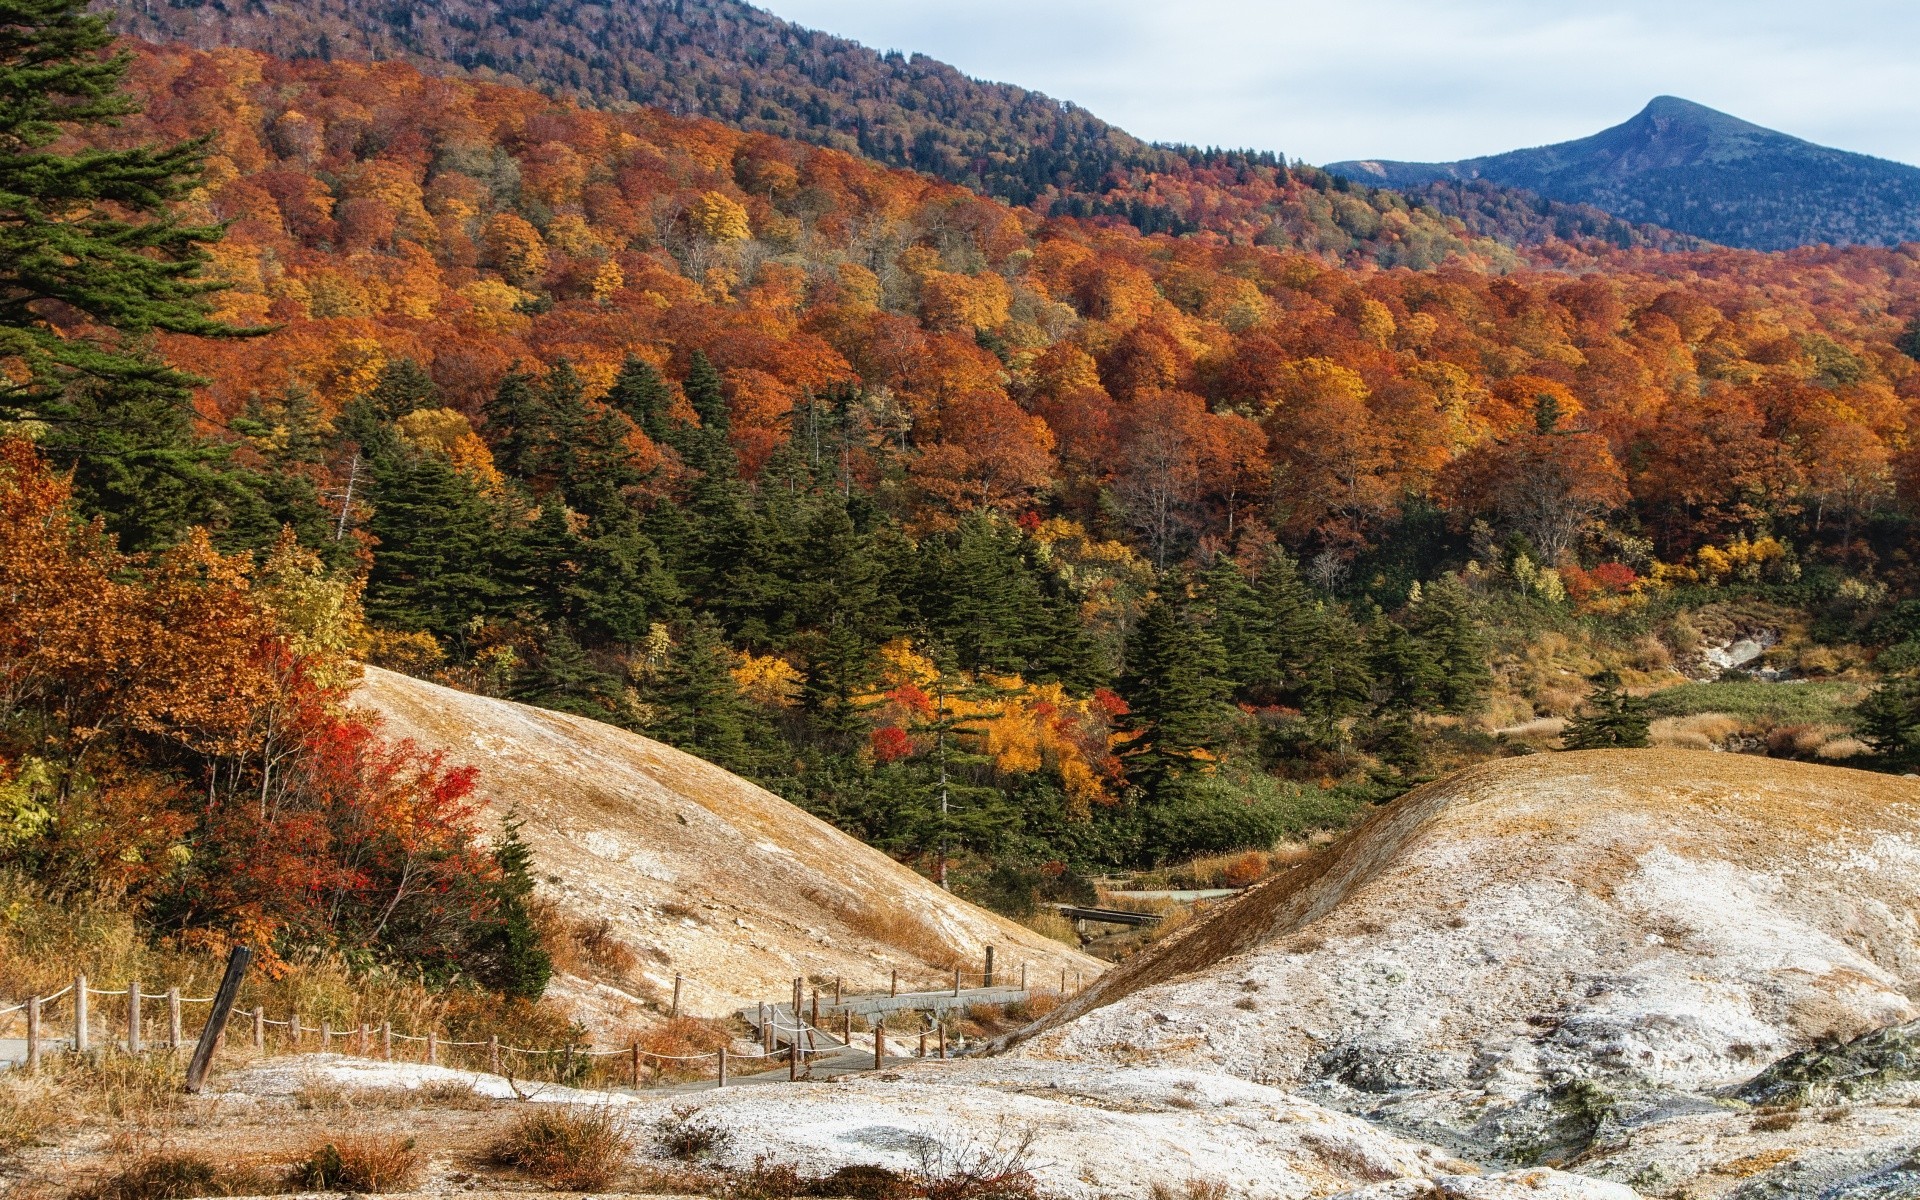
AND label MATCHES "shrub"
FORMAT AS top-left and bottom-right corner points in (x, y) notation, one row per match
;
(495, 1104), (636, 1190)
(653, 1103), (731, 1162)
(817, 1164), (914, 1200)
(77, 1153), (278, 1200)
(290, 1134), (421, 1193)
